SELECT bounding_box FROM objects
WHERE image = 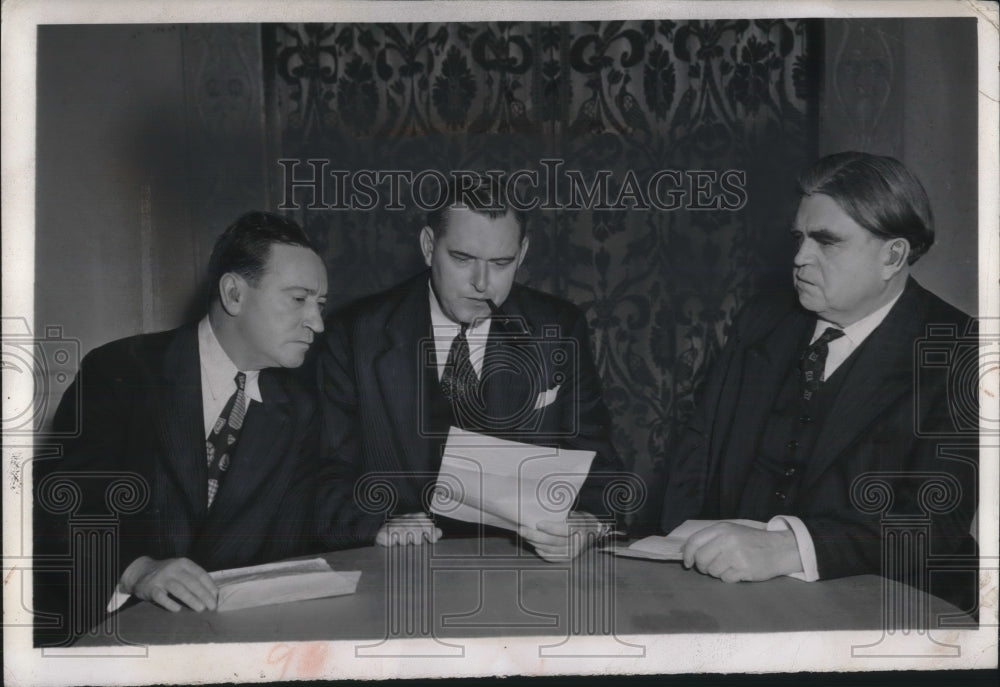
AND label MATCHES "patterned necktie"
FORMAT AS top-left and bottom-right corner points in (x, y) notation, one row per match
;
(206, 371), (247, 509)
(800, 327), (845, 402)
(440, 324), (478, 413)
